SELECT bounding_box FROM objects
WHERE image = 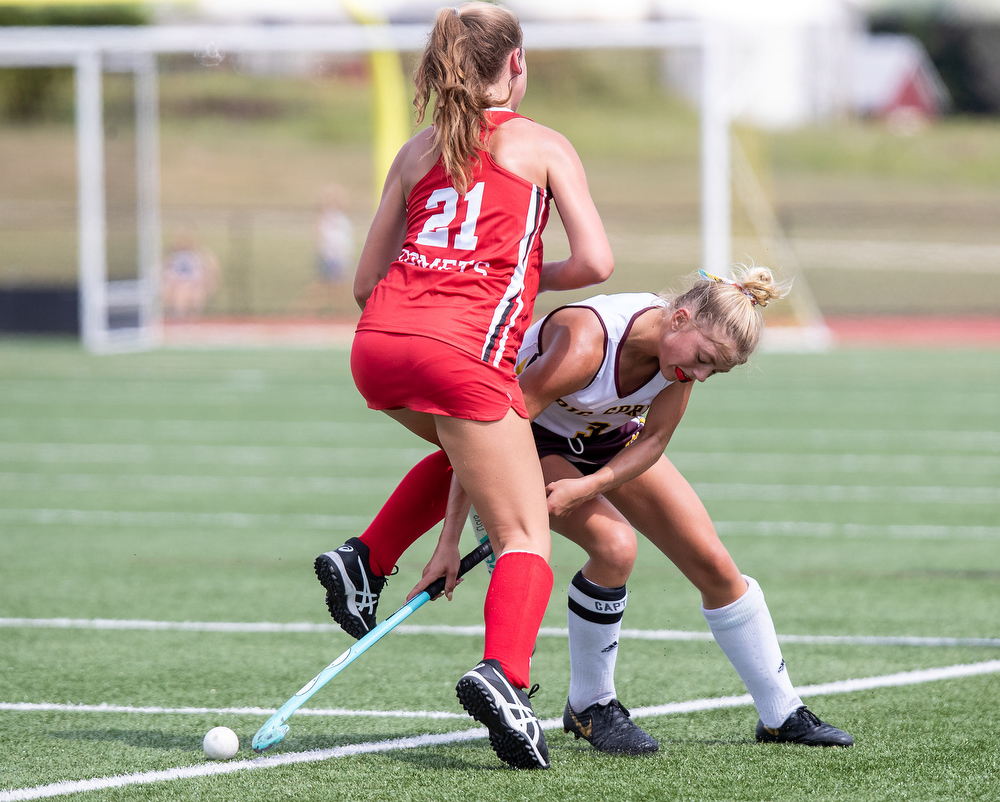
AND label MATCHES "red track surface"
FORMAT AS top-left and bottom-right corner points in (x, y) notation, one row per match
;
(825, 316), (1000, 348)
